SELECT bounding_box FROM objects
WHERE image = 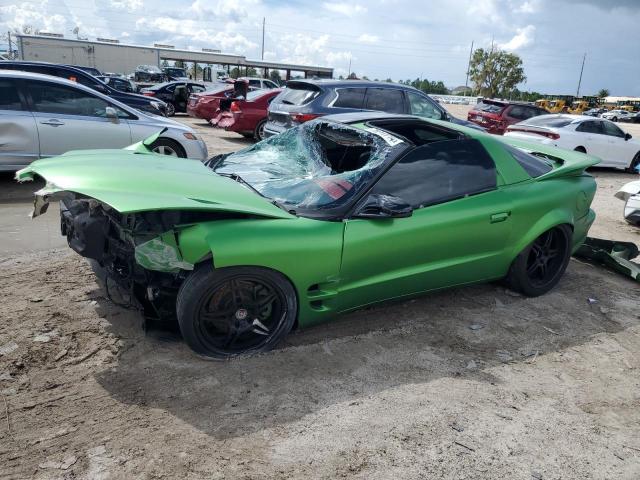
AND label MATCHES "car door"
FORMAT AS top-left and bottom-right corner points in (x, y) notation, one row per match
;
(574, 120), (608, 160)
(0, 78), (40, 169)
(338, 138), (512, 310)
(25, 79), (132, 157)
(601, 121), (635, 168)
